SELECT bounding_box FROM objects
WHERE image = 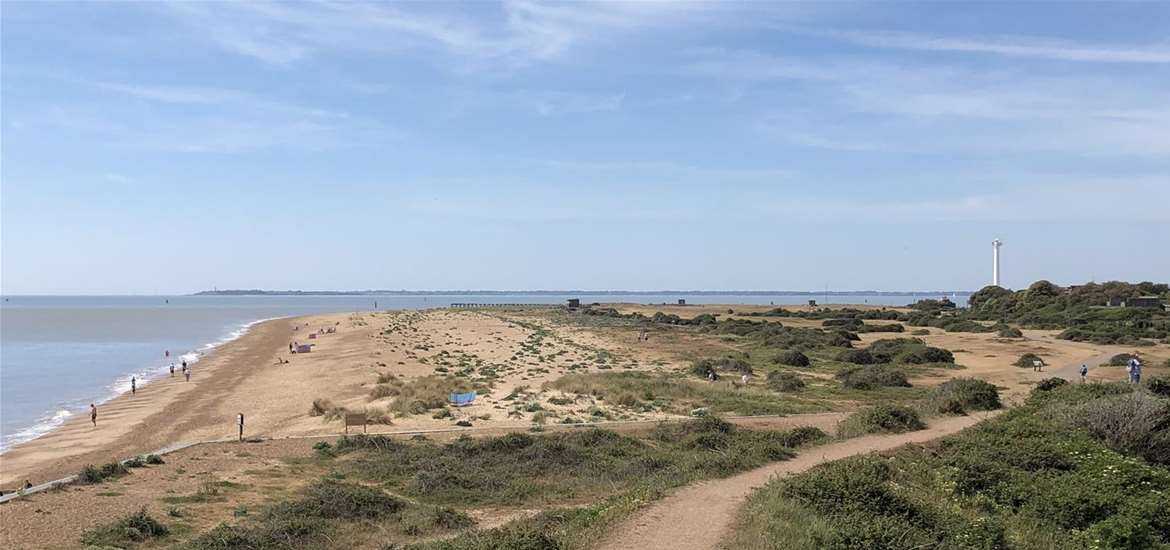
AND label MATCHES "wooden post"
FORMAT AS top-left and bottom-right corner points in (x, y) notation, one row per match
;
(237, 413), (244, 442)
